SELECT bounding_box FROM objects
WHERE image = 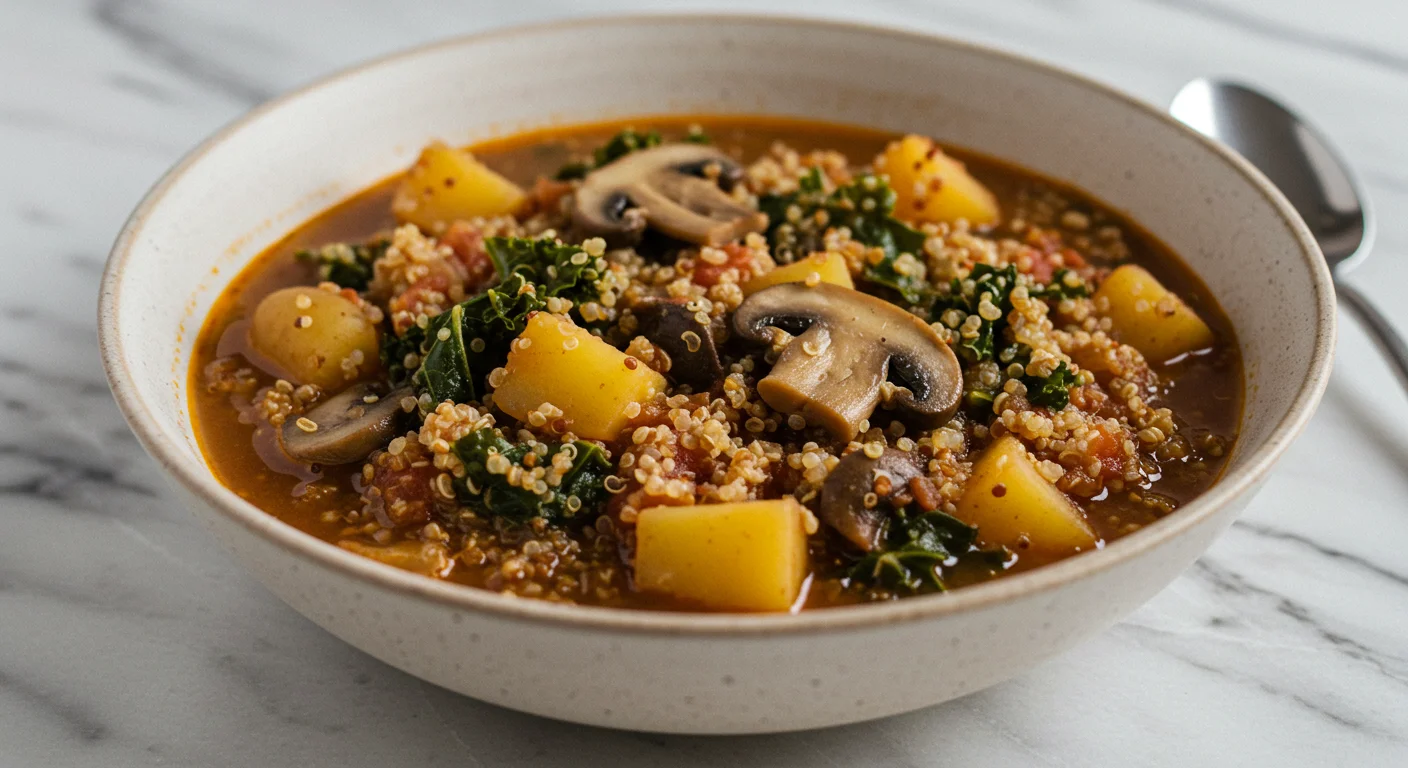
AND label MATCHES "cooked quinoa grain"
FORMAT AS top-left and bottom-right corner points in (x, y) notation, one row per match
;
(191, 118), (1240, 611)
